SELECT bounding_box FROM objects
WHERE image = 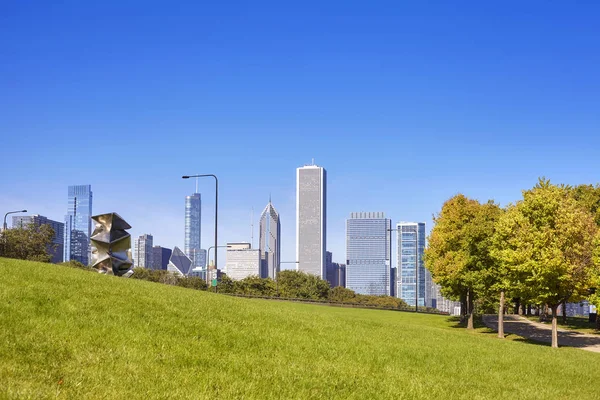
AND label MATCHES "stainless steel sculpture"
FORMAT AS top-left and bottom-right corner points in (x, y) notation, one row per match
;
(90, 212), (133, 276)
